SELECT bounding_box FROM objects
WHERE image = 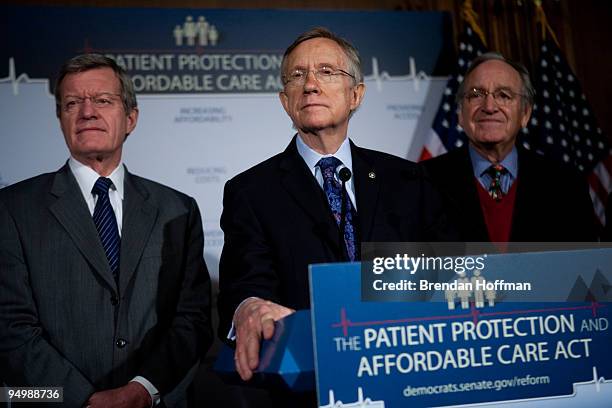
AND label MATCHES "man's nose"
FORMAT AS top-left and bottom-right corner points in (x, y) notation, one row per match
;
(79, 98), (98, 118)
(303, 70), (320, 93)
(481, 93), (498, 112)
